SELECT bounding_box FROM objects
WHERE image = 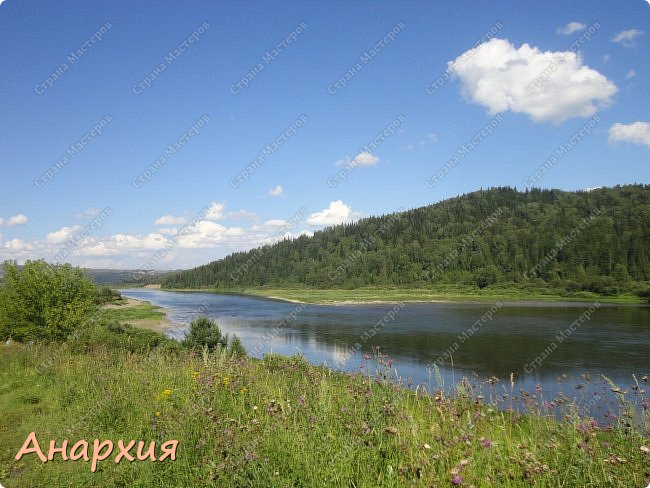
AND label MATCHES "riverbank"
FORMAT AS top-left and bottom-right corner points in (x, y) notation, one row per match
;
(159, 286), (647, 306)
(101, 297), (173, 332)
(1, 341), (647, 486)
